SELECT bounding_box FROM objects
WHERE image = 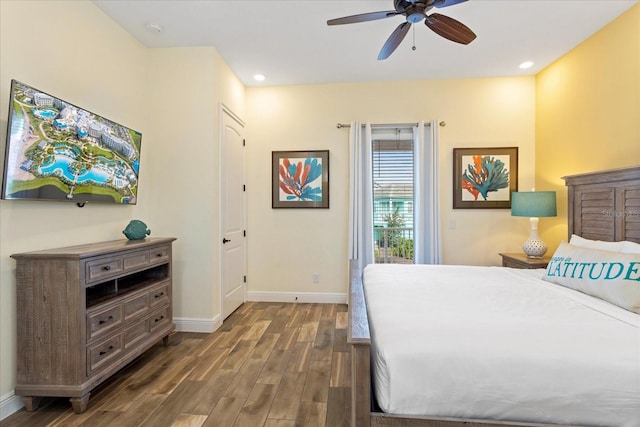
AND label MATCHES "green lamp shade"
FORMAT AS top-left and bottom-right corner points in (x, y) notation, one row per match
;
(511, 191), (557, 217)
